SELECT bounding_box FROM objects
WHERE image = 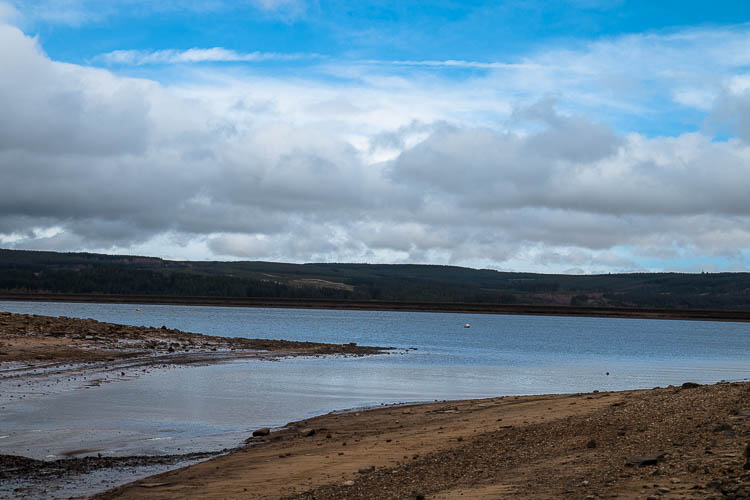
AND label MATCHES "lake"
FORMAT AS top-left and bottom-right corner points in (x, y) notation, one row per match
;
(1, 300), (749, 459)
